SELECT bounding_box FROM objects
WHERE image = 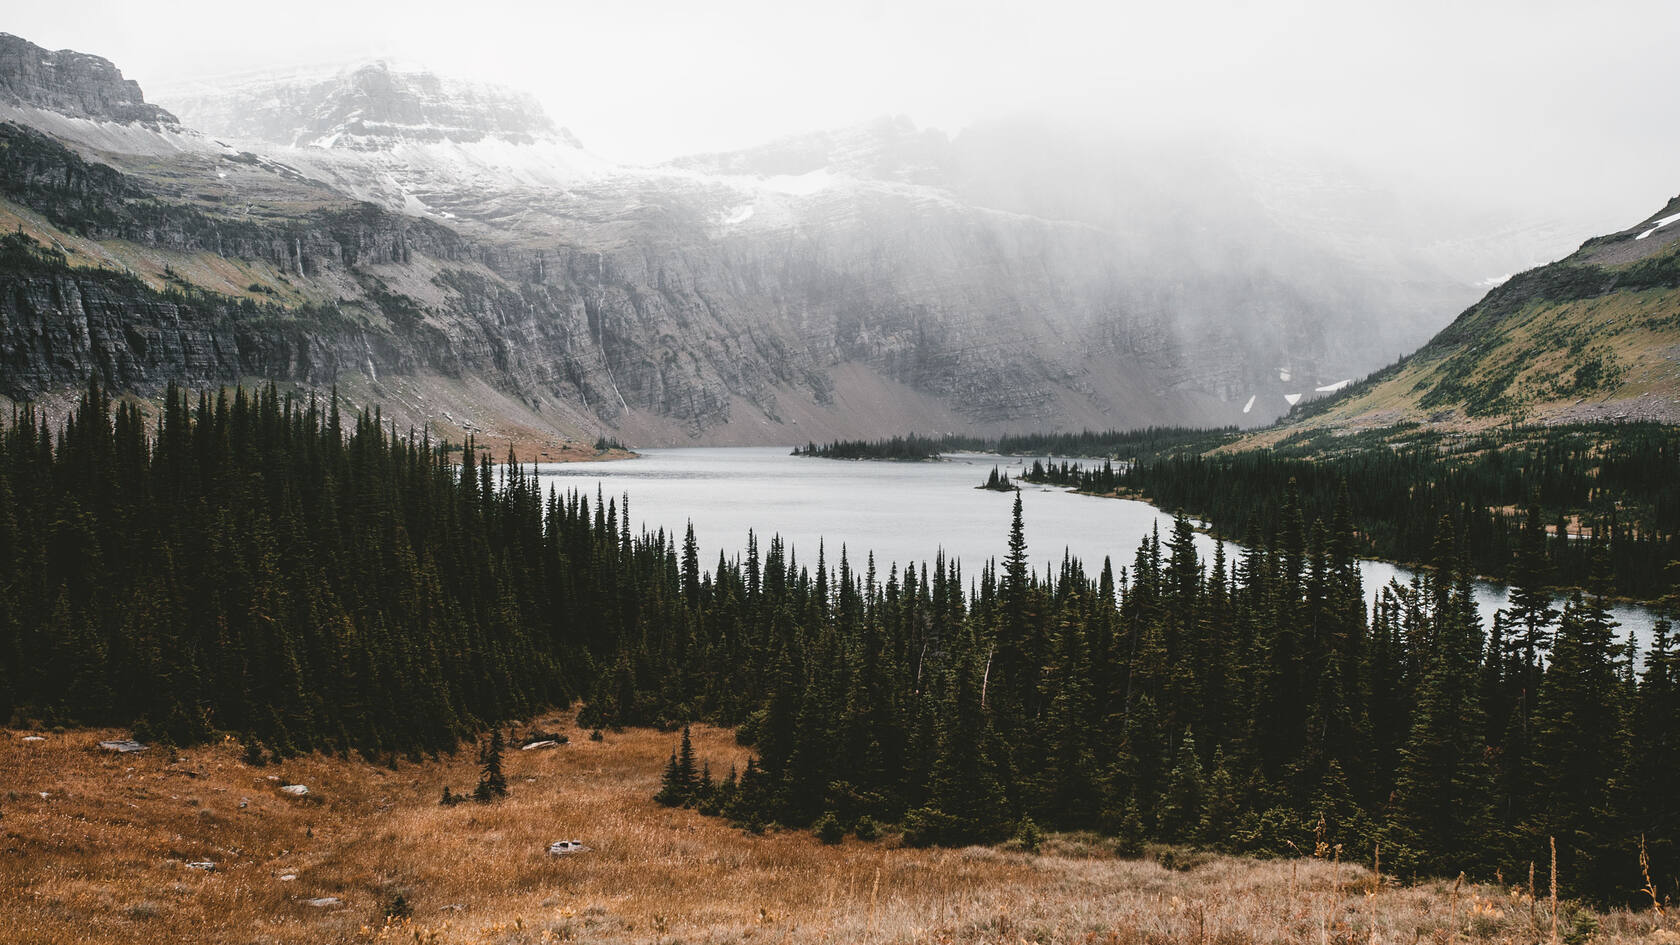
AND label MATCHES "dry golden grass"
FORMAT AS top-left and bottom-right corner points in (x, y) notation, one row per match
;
(2, 721), (1672, 945)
